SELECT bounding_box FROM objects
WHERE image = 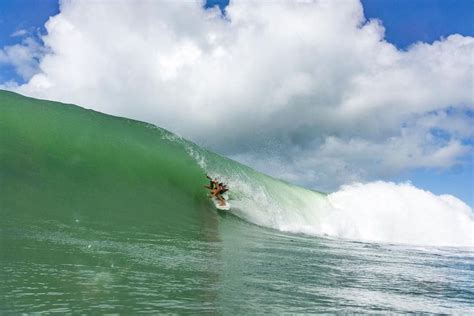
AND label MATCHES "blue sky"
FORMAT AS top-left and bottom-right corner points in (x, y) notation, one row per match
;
(0, 0), (58, 82)
(0, 0), (473, 206)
